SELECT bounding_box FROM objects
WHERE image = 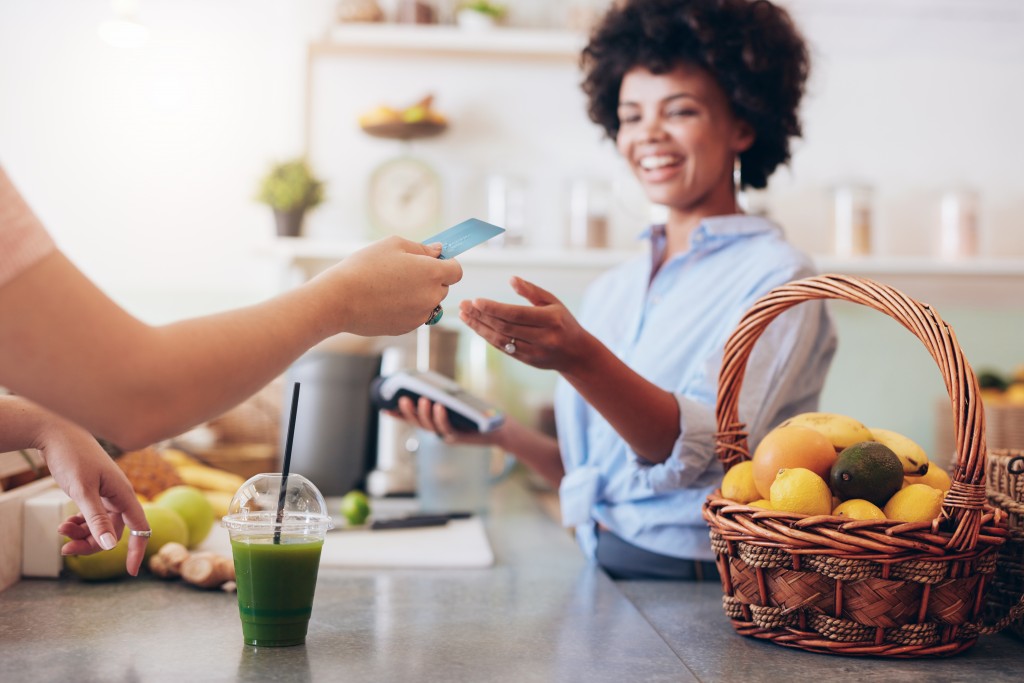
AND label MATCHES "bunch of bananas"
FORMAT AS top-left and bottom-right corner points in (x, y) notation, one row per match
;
(779, 412), (930, 476)
(159, 448), (244, 518)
